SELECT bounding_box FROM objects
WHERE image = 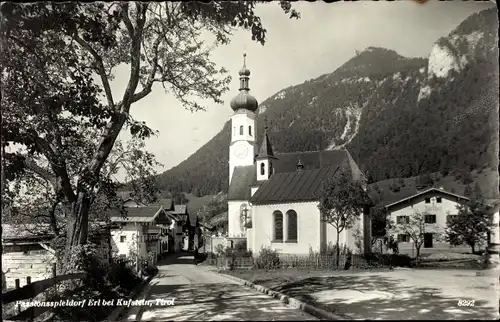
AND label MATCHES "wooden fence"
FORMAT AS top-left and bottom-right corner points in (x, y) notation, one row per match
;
(2, 263), (86, 321)
(211, 253), (365, 271)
